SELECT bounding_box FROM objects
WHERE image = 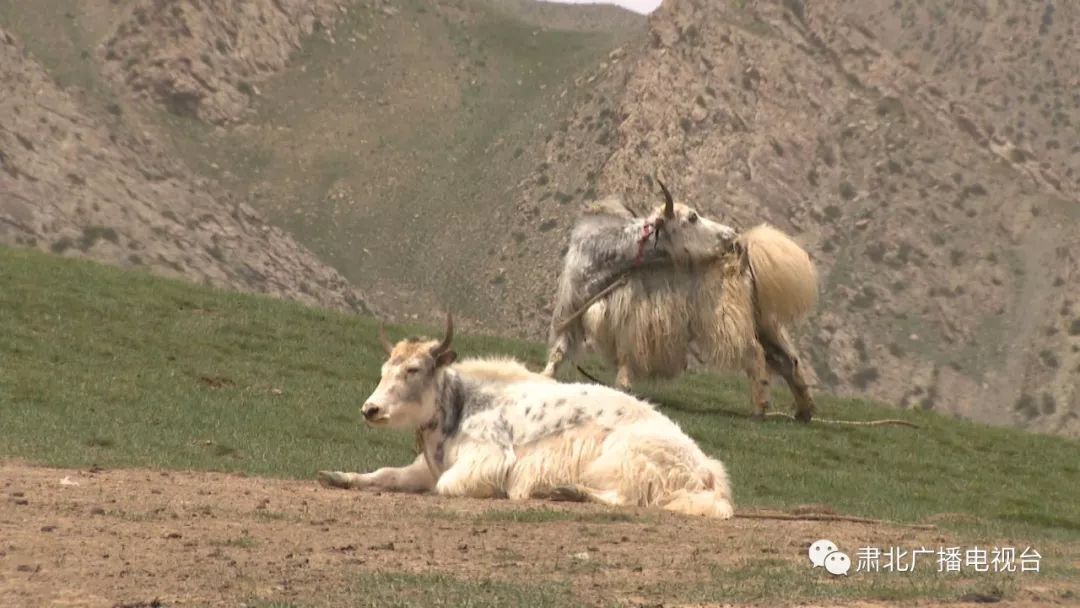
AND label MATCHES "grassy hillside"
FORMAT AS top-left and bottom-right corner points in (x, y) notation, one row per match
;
(0, 2), (370, 313)
(3, 246), (1080, 605)
(149, 0), (645, 325)
(2, 245), (1078, 544)
(0, 0), (645, 332)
